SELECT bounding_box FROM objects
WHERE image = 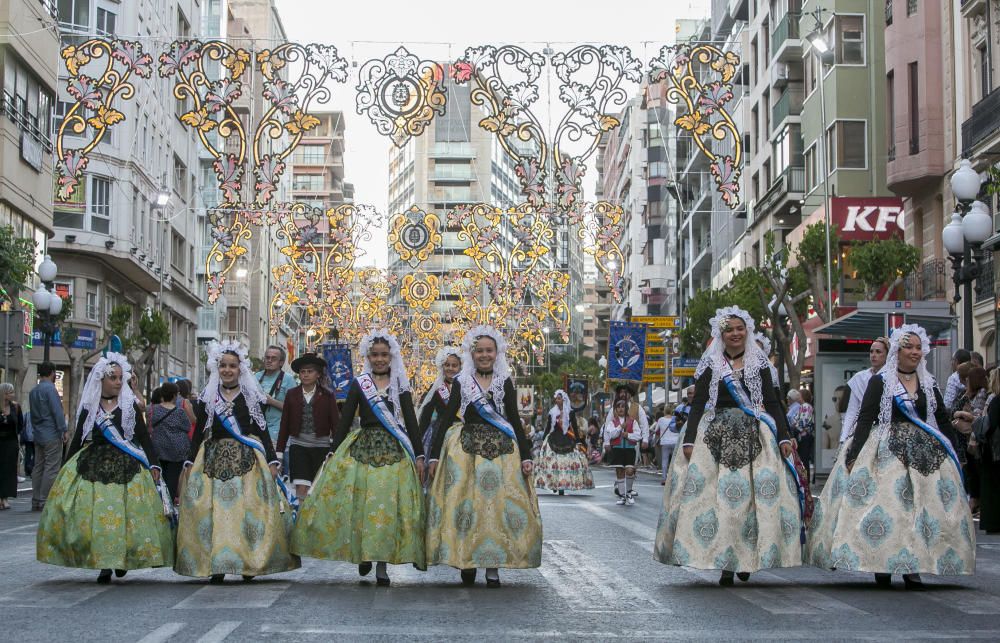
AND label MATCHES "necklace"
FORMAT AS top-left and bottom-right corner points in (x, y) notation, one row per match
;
(477, 370), (494, 376)
(100, 395), (116, 400)
(222, 383), (240, 390)
(897, 368), (916, 382)
(724, 350), (745, 361)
